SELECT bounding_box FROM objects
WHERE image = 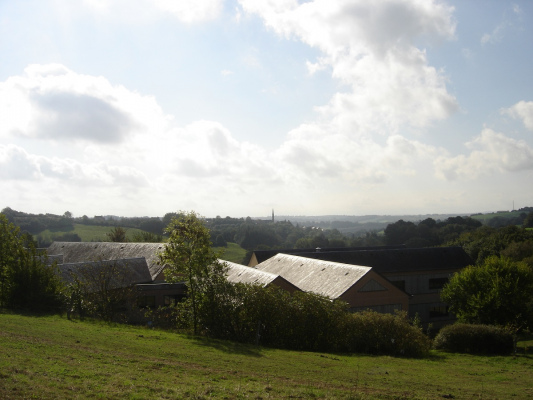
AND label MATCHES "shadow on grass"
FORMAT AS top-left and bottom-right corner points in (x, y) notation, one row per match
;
(190, 335), (264, 357)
